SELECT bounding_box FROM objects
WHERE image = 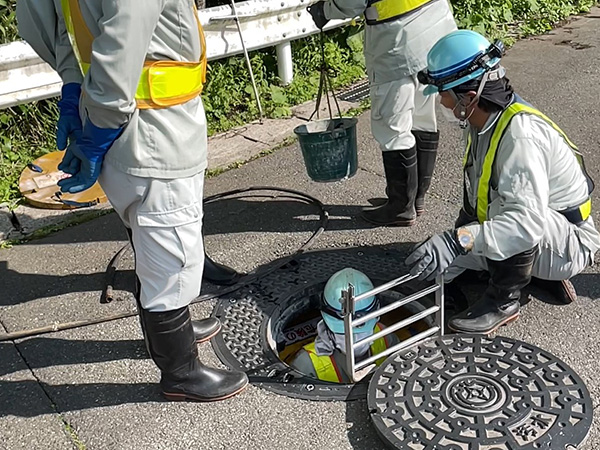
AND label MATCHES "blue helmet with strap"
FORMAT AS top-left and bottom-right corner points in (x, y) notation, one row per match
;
(419, 30), (505, 96)
(321, 268), (379, 334)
